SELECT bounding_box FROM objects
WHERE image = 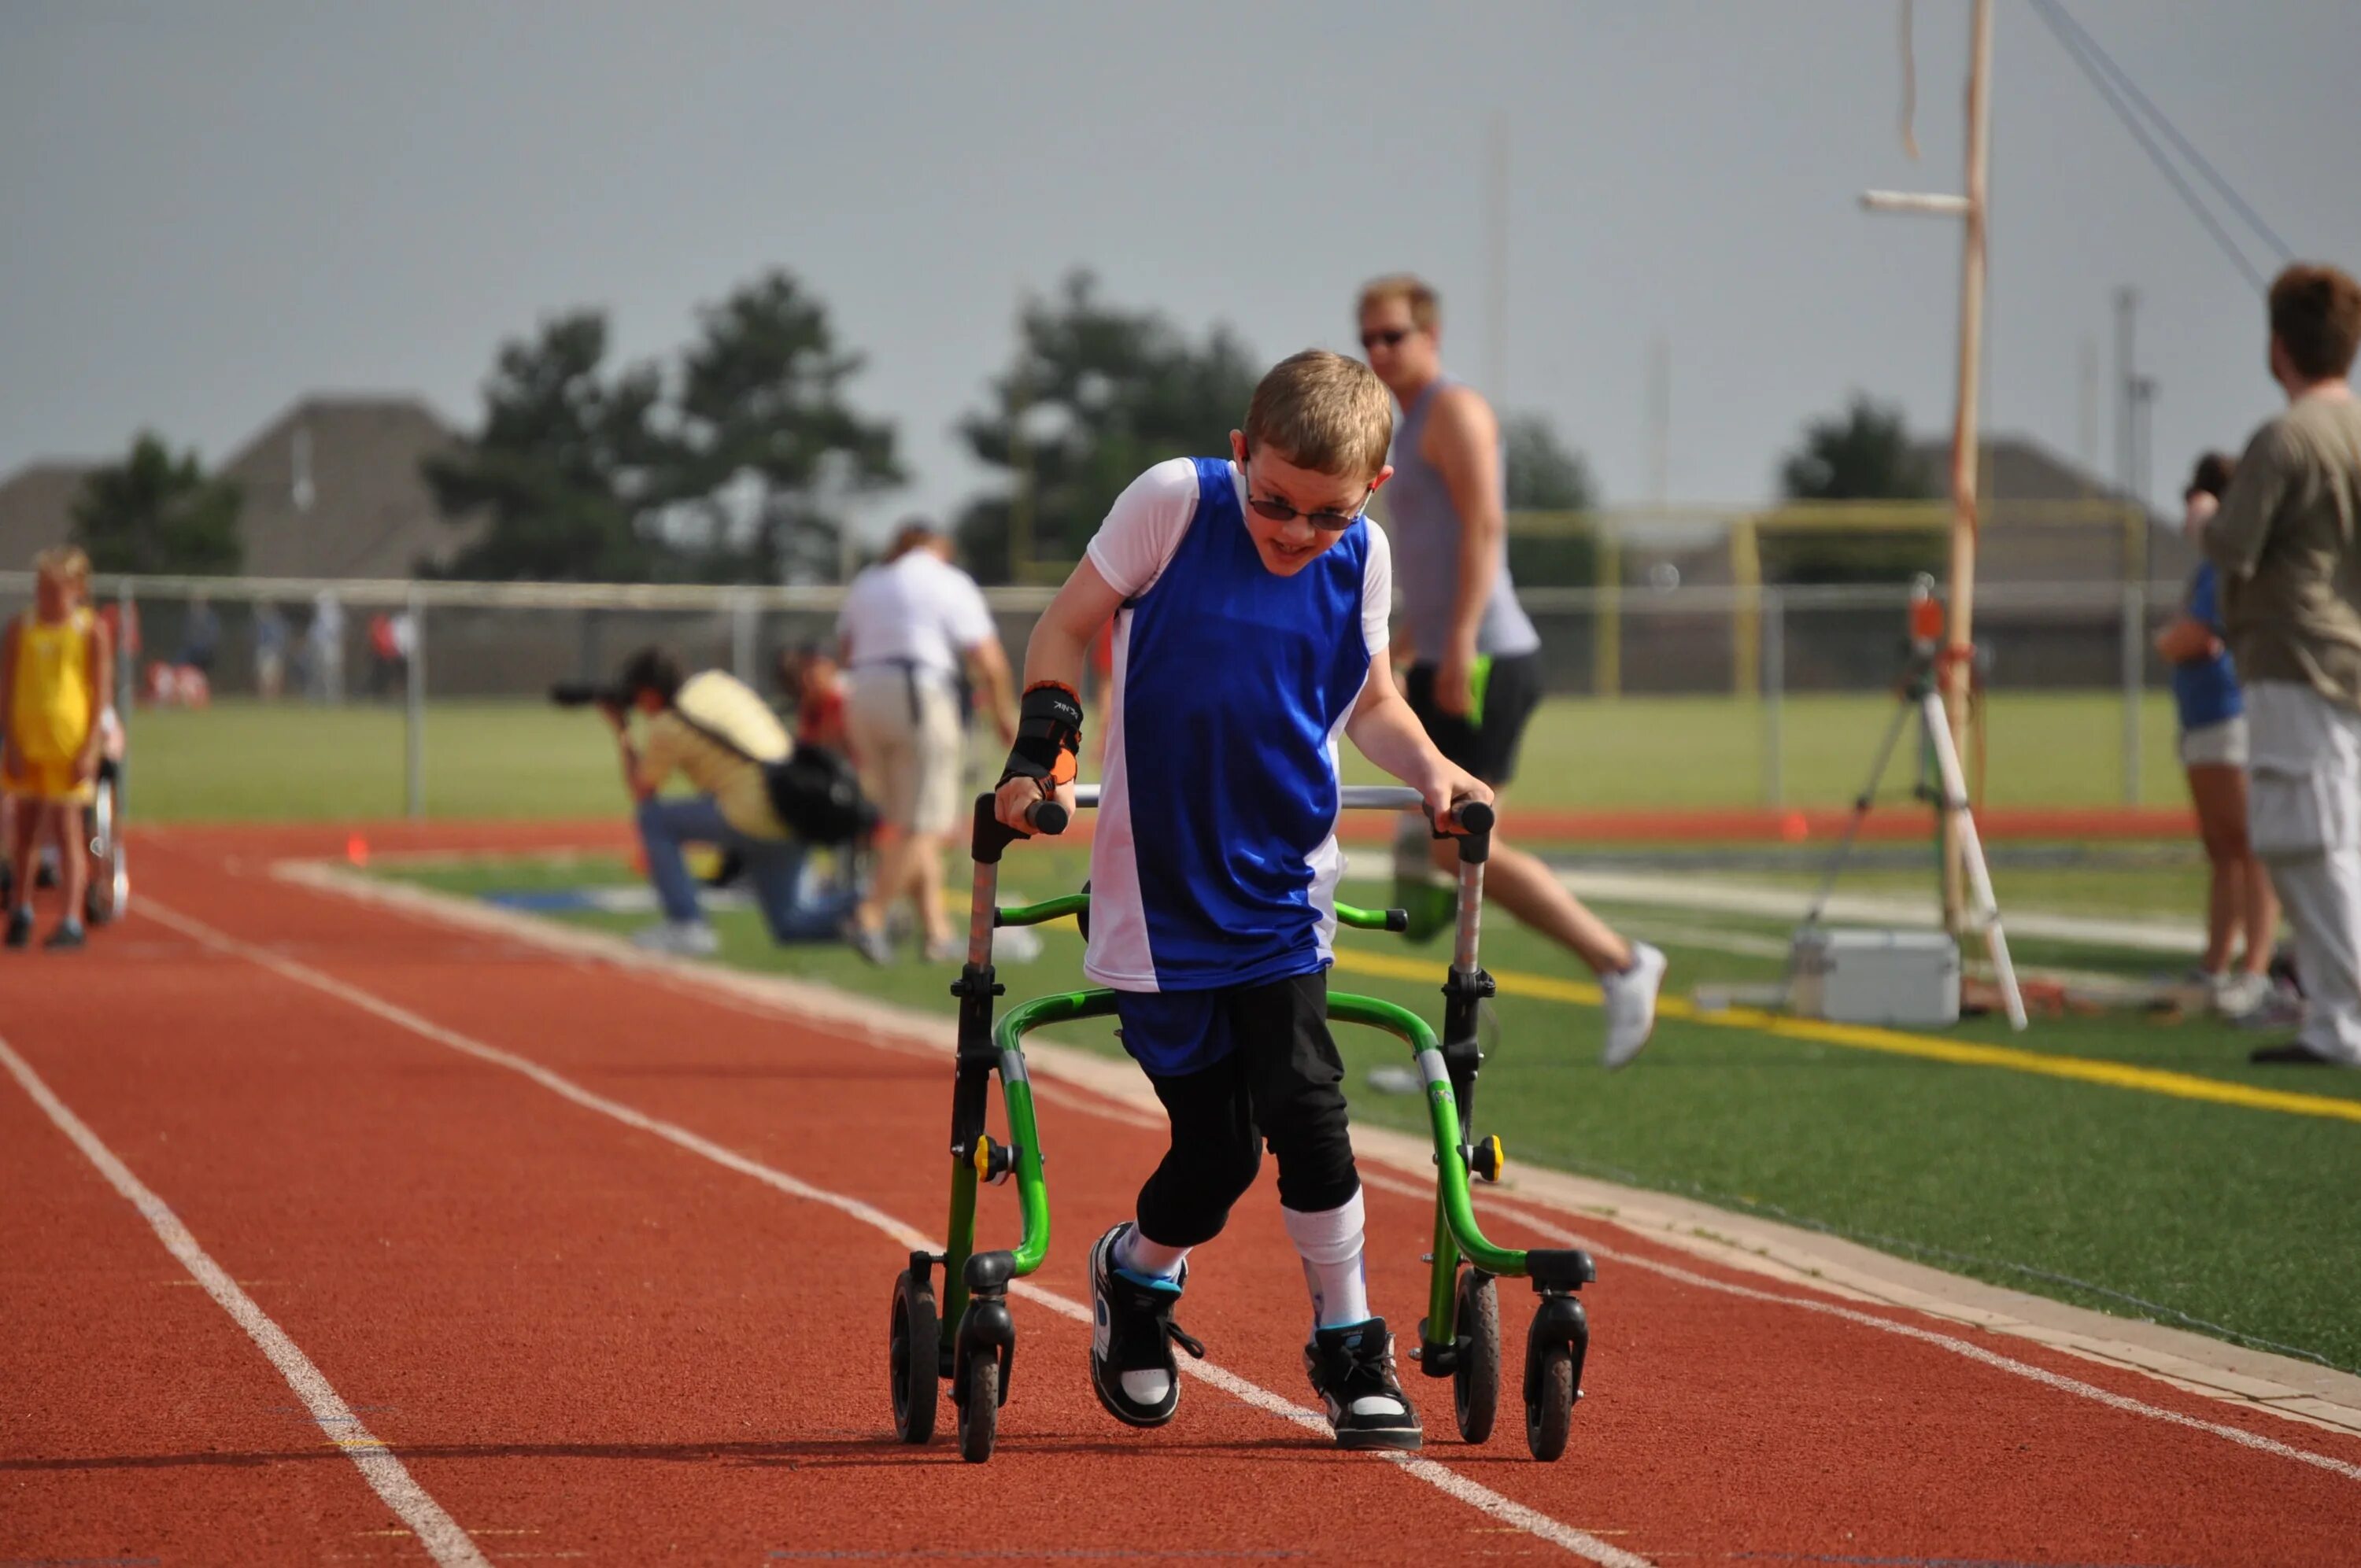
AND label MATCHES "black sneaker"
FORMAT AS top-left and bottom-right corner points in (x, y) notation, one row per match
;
(4, 907), (31, 950)
(1088, 1223), (1203, 1427)
(1304, 1318), (1423, 1451)
(2250, 1040), (2344, 1067)
(42, 921), (85, 952)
